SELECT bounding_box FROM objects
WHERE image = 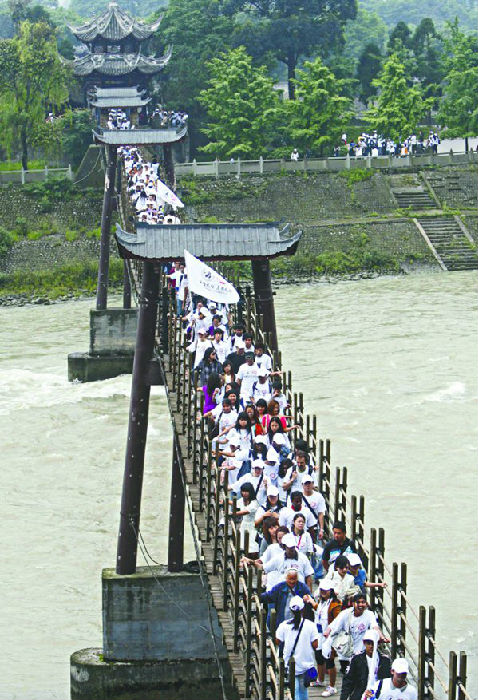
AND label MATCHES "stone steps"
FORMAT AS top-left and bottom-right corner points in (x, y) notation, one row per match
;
(416, 216), (478, 271)
(393, 190), (436, 208)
